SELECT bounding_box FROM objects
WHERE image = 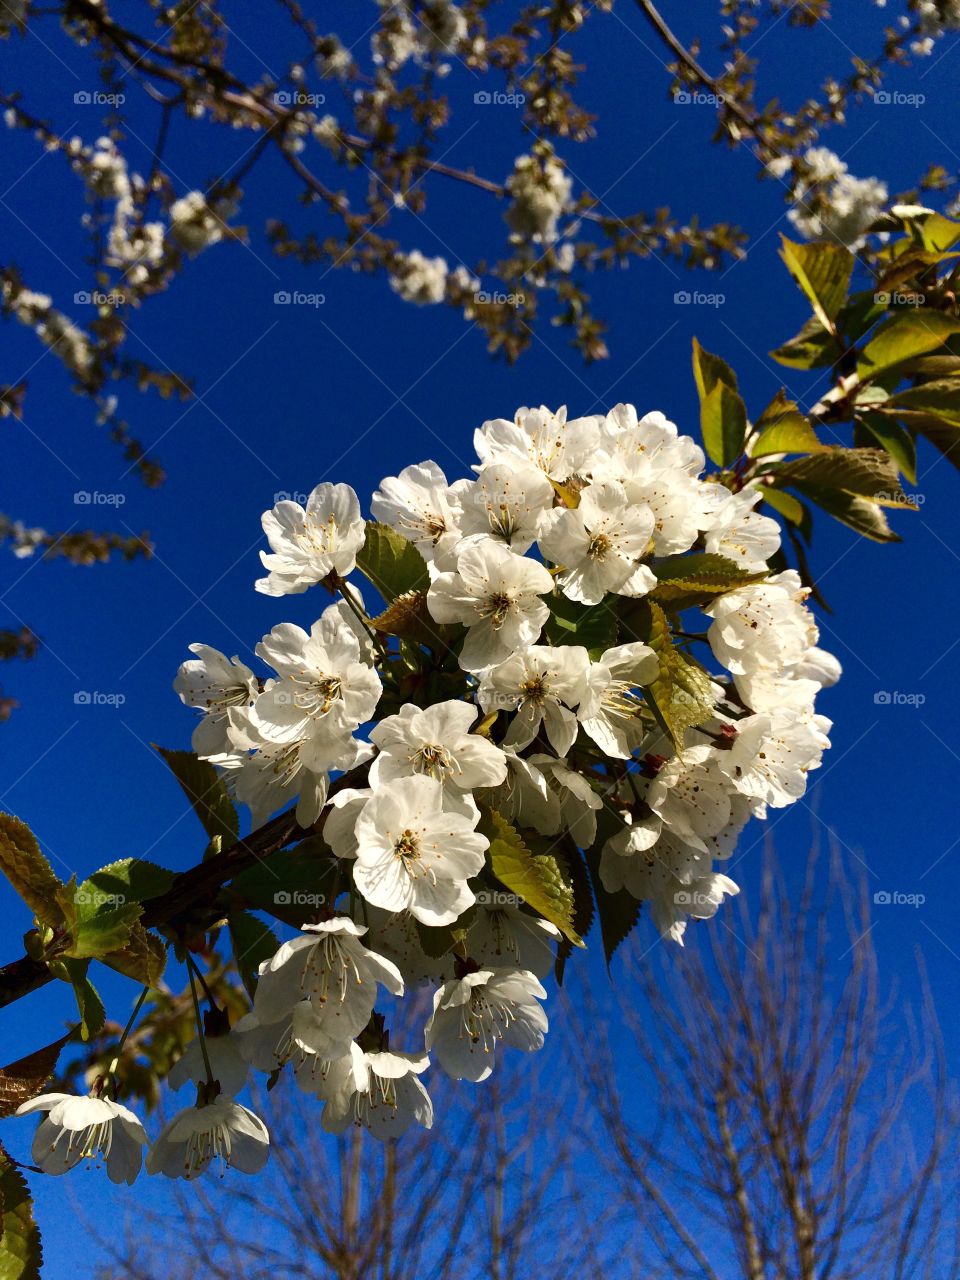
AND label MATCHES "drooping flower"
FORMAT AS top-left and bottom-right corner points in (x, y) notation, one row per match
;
(577, 642), (659, 759)
(478, 645), (589, 756)
(147, 1100), (270, 1180)
(352, 775), (488, 925)
(173, 644), (258, 760)
(466, 901), (560, 978)
(425, 968), (548, 1082)
(252, 918), (404, 1044)
(256, 482), (366, 596)
(427, 541), (553, 672)
(320, 1047), (433, 1139)
(538, 480), (656, 604)
(17, 1092), (148, 1185)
